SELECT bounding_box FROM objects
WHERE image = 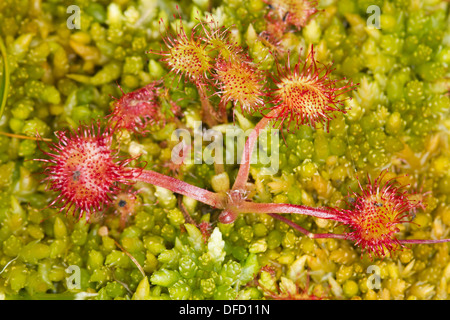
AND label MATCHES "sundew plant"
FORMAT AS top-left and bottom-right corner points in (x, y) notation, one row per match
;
(0, 0), (449, 301)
